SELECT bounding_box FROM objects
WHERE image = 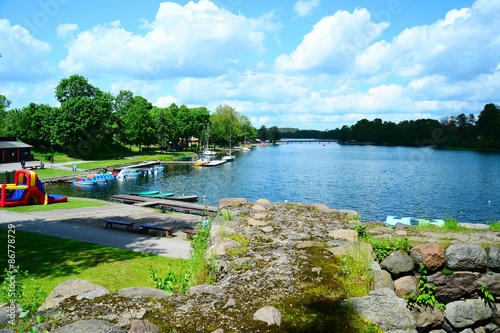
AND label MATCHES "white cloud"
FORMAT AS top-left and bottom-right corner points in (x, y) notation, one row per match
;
(155, 95), (177, 107)
(0, 19), (51, 82)
(293, 0), (320, 17)
(275, 8), (389, 73)
(56, 23), (78, 38)
(59, 0), (278, 78)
